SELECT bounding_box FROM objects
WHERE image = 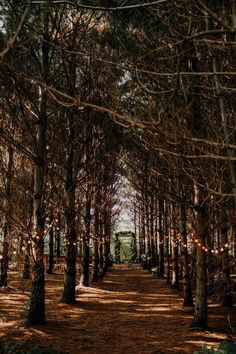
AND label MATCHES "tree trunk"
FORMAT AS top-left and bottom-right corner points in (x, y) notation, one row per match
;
(180, 196), (194, 307)
(220, 210), (232, 307)
(191, 184), (208, 329)
(150, 192), (155, 267)
(92, 199), (99, 282)
(27, 102), (47, 325)
(138, 206), (143, 261)
(22, 190), (33, 280)
(104, 201), (112, 270)
(158, 197), (164, 276)
(80, 188), (91, 287)
(0, 145), (13, 288)
(26, 9), (50, 325)
(99, 213), (104, 275)
(171, 242), (179, 289)
(170, 200), (179, 290)
(47, 220), (54, 274)
(0, 227), (9, 287)
(22, 242), (31, 280)
(145, 187), (151, 270)
(55, 215), (61, 258)
(61, 110), (77, 304)
(164, 200), (171, 284)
